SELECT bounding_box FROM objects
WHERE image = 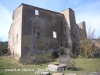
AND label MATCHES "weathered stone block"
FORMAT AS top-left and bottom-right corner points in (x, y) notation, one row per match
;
(89, 72), (100, 75)
(48, 64), (59, 71)
(58, 64), (67, 68)
(65, 73), (76, 75)
(52, 73), (64, 75)
(47, 64), (67, 71)
(35, 71), (50, 75)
